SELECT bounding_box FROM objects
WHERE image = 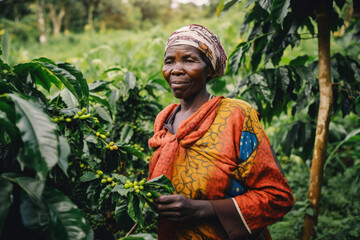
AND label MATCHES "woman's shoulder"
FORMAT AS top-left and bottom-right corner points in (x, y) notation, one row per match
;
(220, 98), (255, 112)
